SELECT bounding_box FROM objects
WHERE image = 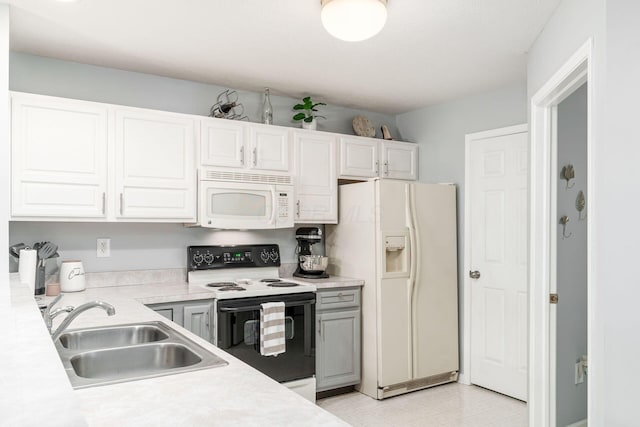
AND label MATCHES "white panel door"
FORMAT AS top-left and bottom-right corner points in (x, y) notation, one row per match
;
(115, 108), (196, 221)
(11, 93), (108, 218)
(201, 118), (246, 168)
(381, 141), (418, 181)
(293, 131), (337, 223)
(249, 124), (290, 171)
(339, 136), (379, 178)
(469, 131), (528, 401)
